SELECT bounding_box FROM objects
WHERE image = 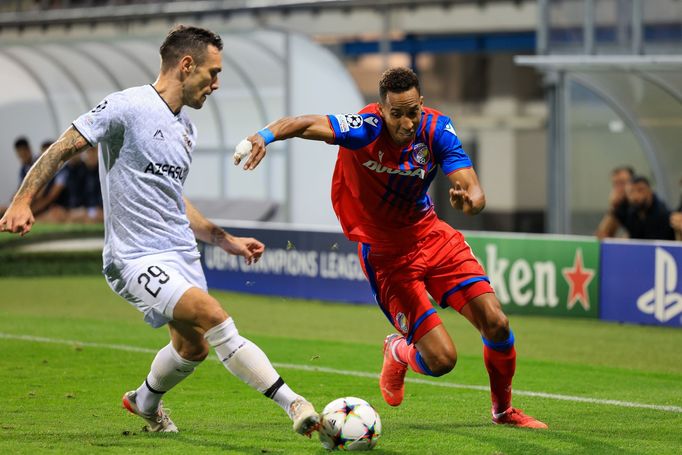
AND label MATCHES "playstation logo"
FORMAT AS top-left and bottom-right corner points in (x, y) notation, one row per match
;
(636, 248), (682, 323)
